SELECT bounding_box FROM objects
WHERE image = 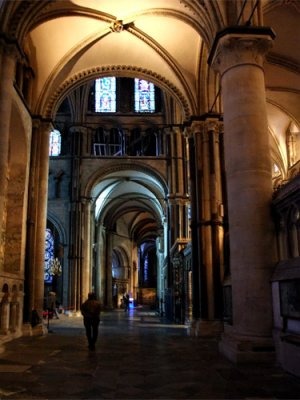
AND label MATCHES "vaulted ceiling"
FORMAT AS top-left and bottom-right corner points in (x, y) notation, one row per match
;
(1, 0), (300, 235)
